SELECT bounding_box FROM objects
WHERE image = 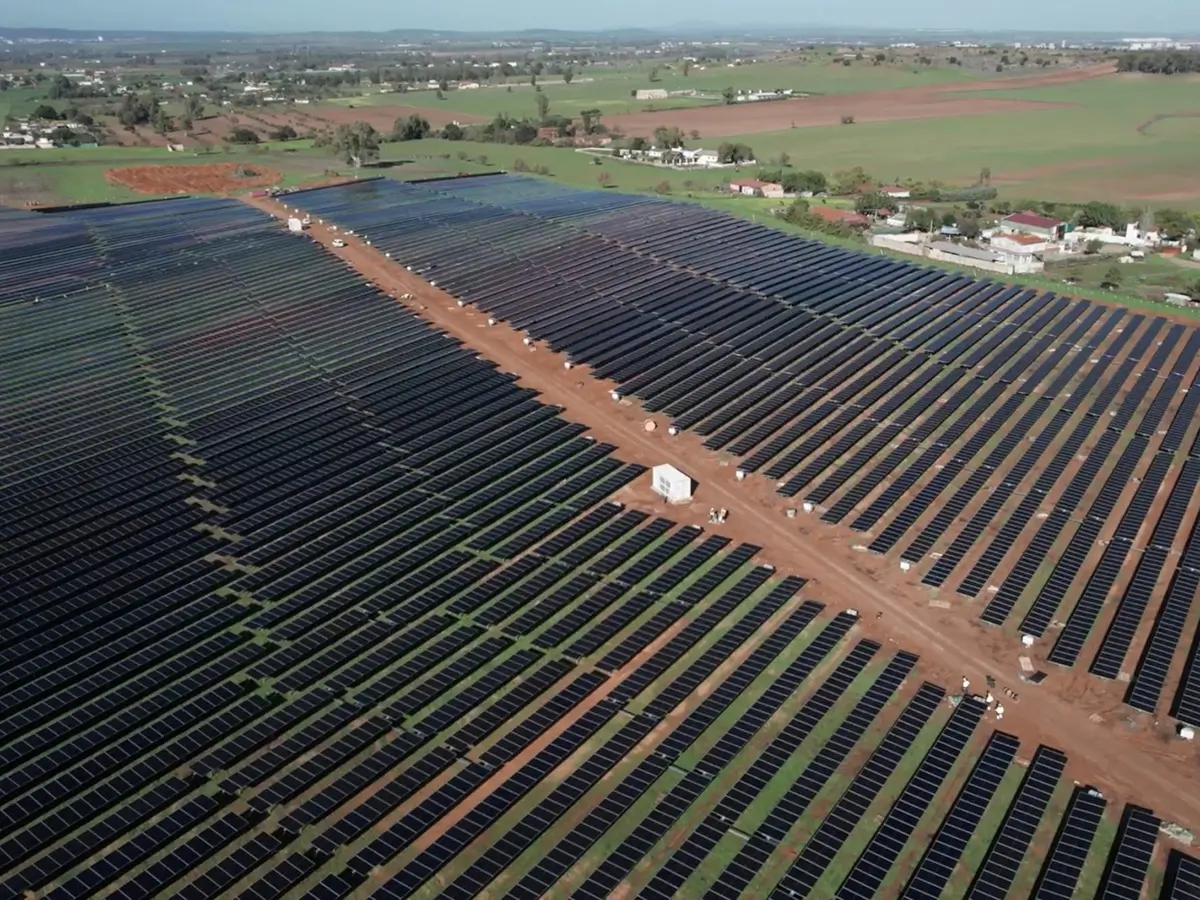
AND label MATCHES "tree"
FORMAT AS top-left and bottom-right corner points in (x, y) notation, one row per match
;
(117, 93), (153, 127)
(653, 125), (685, 148)
(227, 127), (260, 144)
(185, 95), (204, 123)
(855, 191), (891, 215)
(716, 142), (754, 164)
(597, 171), (613, 187)
(689, 129), (701, 140)
(841, 114), (856, 125)
(978, 166), (991, 185)
(330, 121), (380, 168)
(654, 180), (671, 195)
(959, 215), (981, 238)
(391, 113), (430, 141)
(535, 91), (550, 122)
(1085, 238), (1104, 255)
(442, 122), (464, 140)
(150, 103), (172, 134)
(1077, 201), (1125, 230)
(781, 169), (827, 195)
(439, 78), (449, 92)
(722, 86), (736, 105)
(32, 104), (61, 120)
(1155, 208), (1198, 241)
(778, 150), (790, 166)
(1101, 265), (1123, 289)
(648, 67), (661, 83)
(563, 66), (574, 84)
(512, 121), (538, 144)
(831, 166), (872, 195)
(579, 108), (602, 135)
(682, 60), (692, 76)
(47, 73), (73, 99)
(905, 207), (938, 231)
